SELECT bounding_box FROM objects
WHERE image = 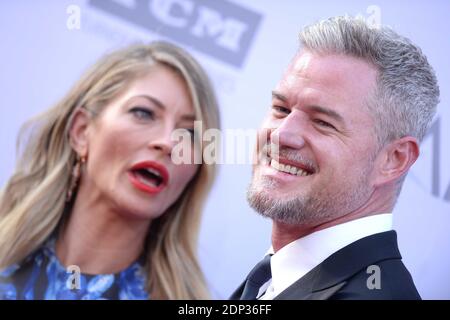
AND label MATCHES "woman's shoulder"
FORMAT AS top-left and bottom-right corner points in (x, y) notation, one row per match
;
(0, 238), (150, 300)
(0, 244), (47, 300)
